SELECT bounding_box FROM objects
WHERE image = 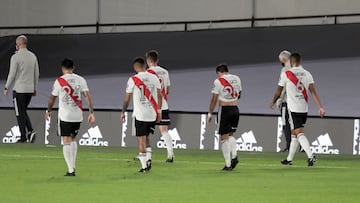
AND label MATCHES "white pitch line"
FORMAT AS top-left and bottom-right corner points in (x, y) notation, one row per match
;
(0, 154), (352, 169)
